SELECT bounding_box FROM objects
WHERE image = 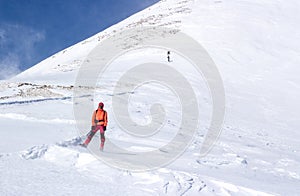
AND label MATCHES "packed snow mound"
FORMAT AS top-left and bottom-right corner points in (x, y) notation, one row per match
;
(21, 137), (83, 160)
(21, 144), (49, 160)
(20, 137), (99, 169)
